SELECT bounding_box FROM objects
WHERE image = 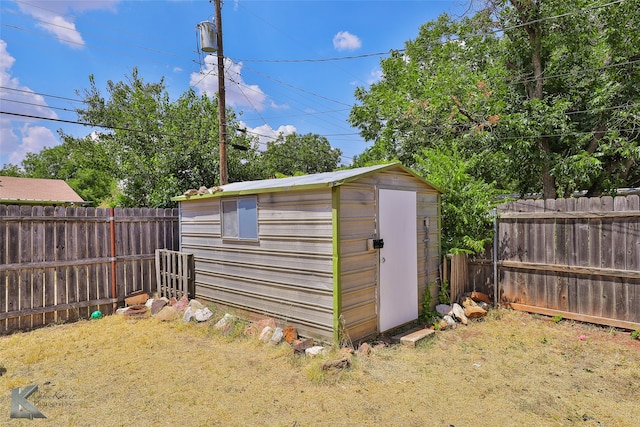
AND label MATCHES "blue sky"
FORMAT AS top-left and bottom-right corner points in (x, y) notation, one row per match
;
(1, 0), (463, 168)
